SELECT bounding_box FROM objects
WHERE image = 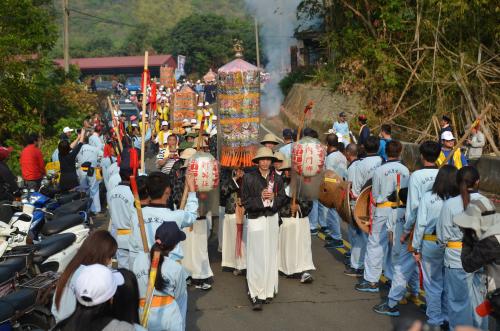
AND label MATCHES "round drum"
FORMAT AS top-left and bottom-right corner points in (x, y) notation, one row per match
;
(318, 170), (343, 209)
(354, 185), (372, 233)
